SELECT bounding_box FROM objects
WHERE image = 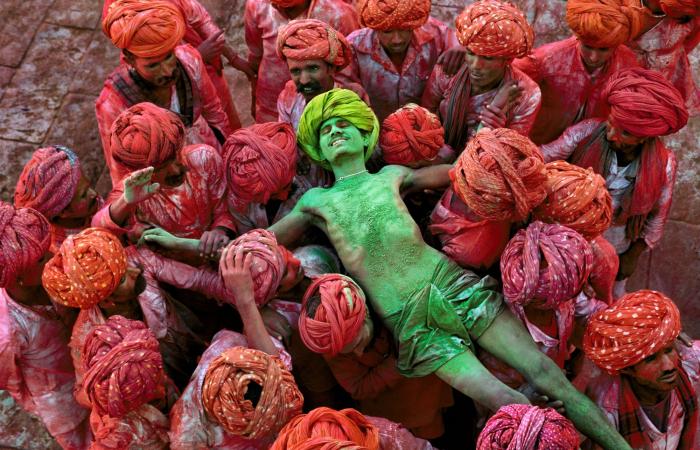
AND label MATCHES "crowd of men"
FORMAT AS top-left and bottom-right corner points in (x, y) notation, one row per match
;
(1, 0), (699, 448)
